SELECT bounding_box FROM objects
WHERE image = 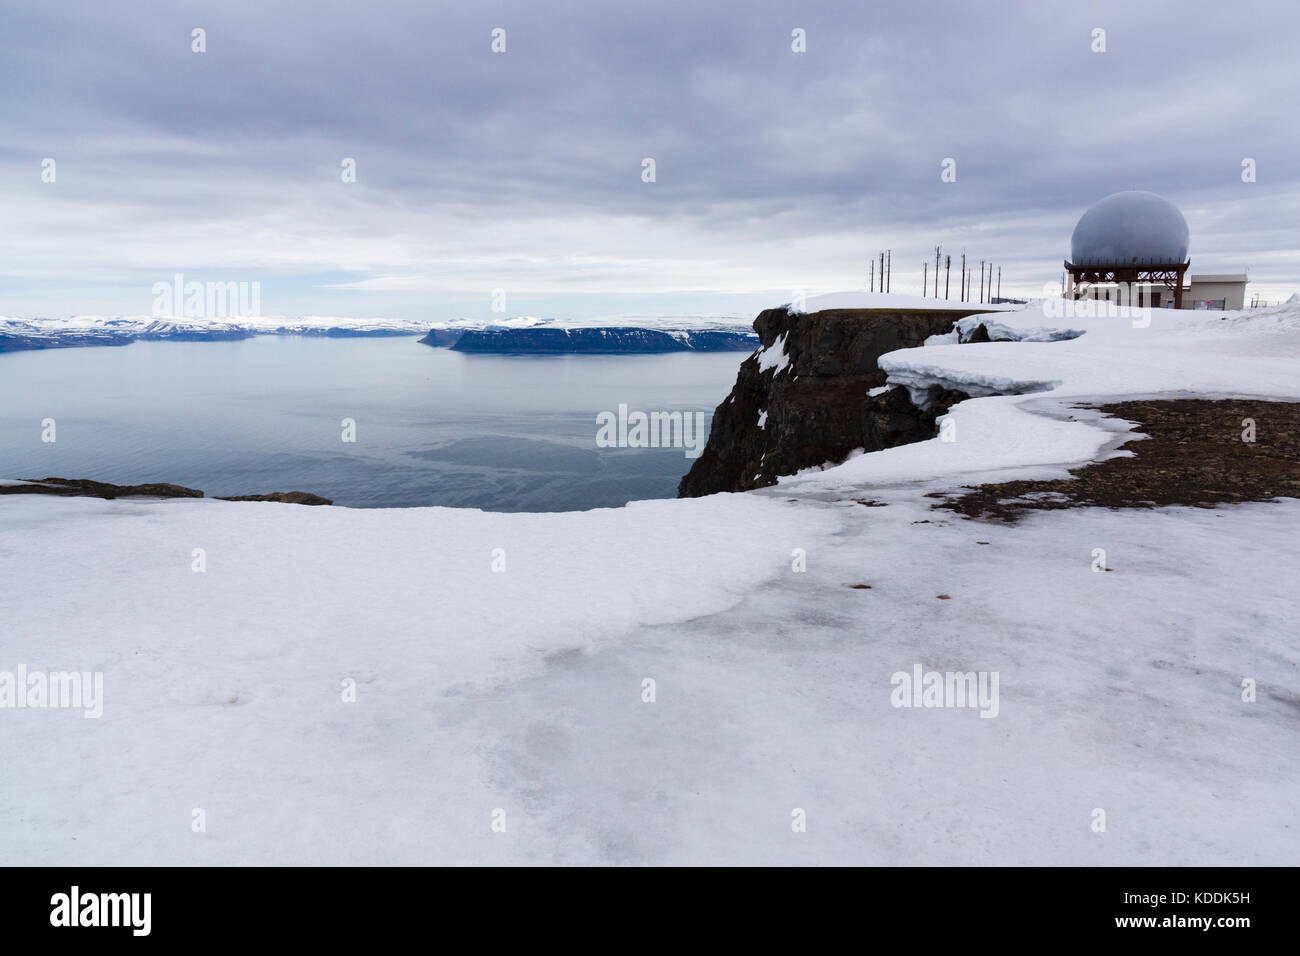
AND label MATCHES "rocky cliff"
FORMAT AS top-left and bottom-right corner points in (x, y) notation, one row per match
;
(420, 328), (468, 348)
(678, 307), (991, 497)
